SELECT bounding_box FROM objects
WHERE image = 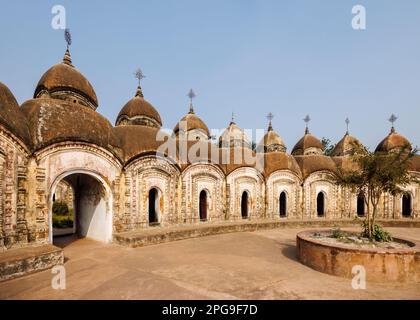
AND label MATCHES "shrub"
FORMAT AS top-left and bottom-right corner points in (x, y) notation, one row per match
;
(53, 215), (74, 228)
(361, 220), (392, 242)
(52, 201), (69, 216)
(331, 228), (345, 239)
